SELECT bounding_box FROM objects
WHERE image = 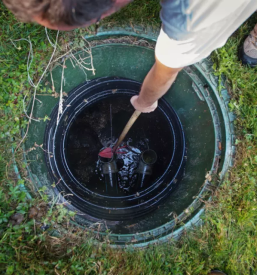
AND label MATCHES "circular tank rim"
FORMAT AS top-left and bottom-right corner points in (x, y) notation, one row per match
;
(45, 77), (186, 220)
(14, 26), (235, 248)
